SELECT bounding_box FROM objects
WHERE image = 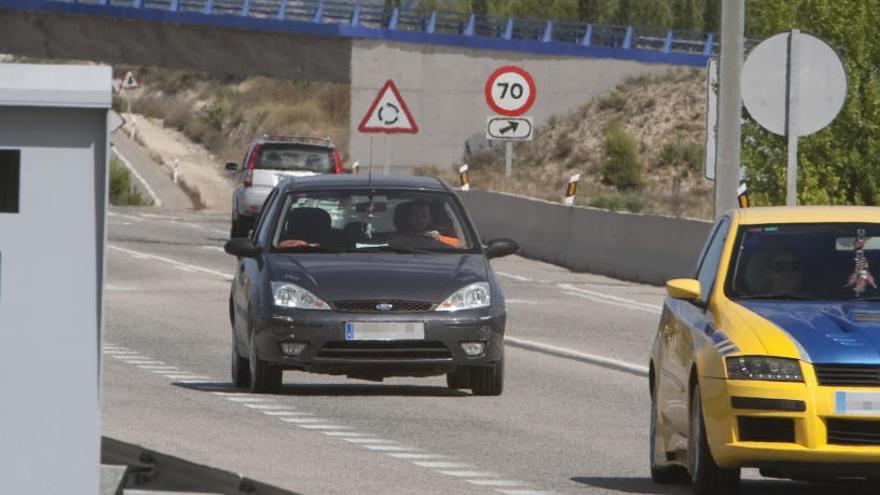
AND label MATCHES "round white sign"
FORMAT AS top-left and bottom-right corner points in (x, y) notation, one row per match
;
(742, 31), (847, 136)
(484, 66), (536, 117)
